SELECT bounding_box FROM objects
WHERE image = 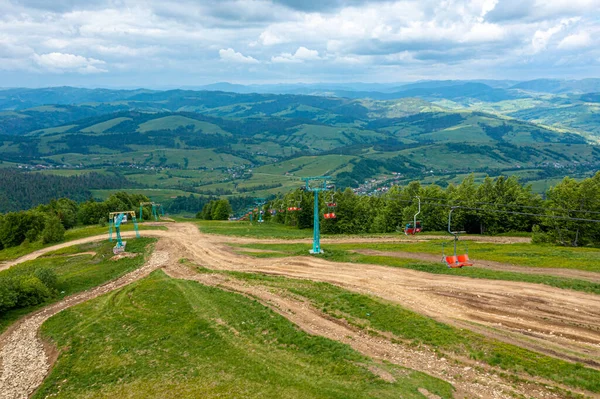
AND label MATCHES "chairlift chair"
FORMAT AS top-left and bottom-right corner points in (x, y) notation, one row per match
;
(442, 207), (474, 268)
(323, 191), (337, 219)
(404, 197), (422, 235)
